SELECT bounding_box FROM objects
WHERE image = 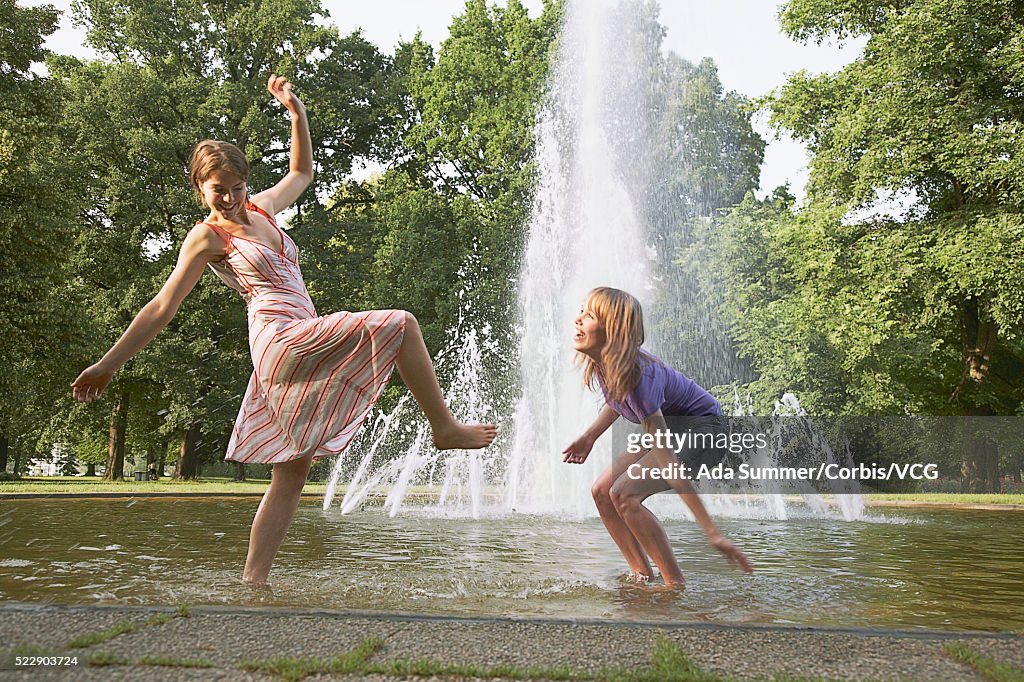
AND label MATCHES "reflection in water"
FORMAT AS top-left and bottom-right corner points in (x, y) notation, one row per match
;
(0, 499), (1021, 632)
